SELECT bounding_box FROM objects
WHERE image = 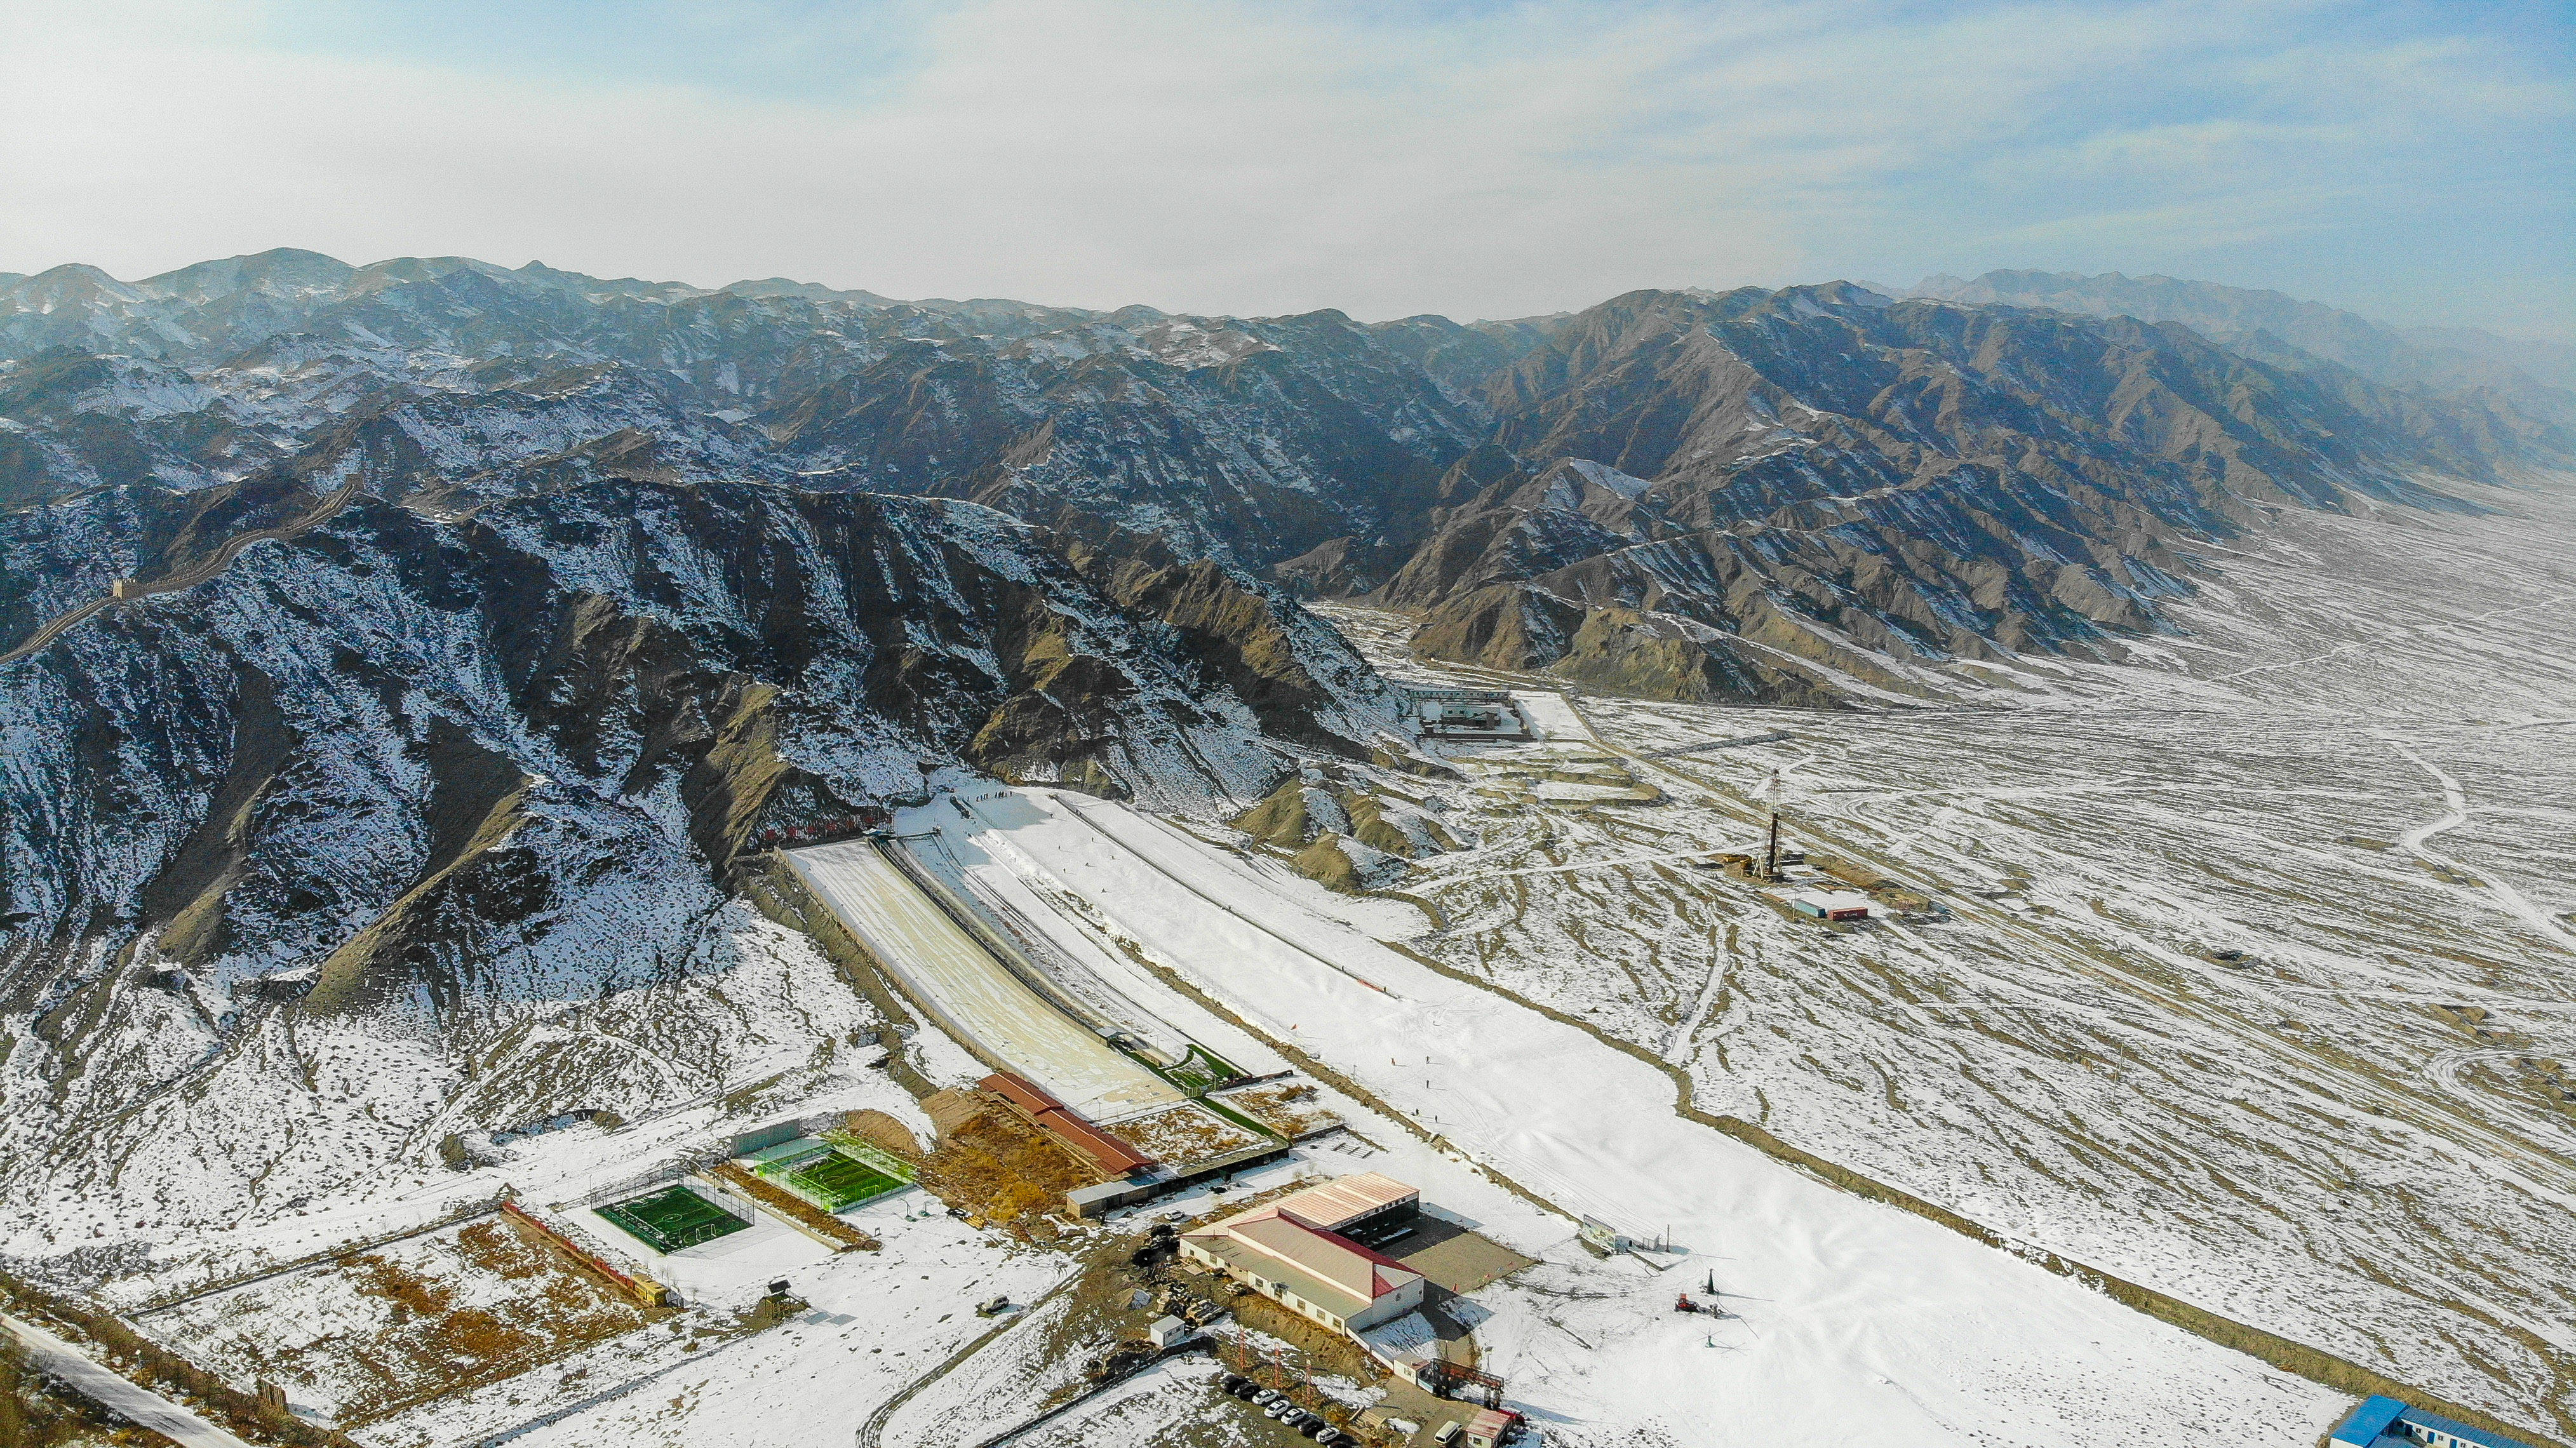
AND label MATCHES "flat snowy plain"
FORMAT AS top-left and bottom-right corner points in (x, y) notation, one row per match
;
(914, 787), (2347, 1444)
